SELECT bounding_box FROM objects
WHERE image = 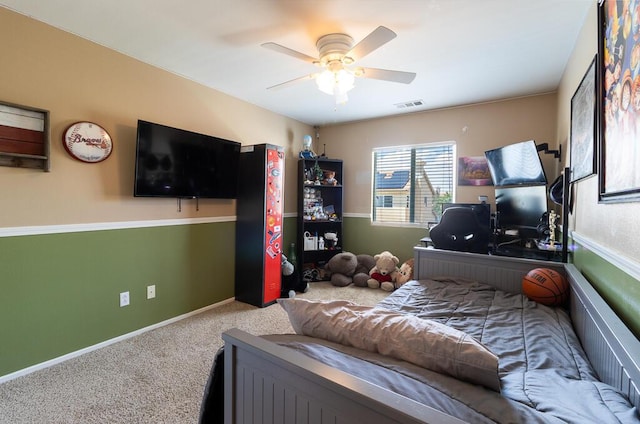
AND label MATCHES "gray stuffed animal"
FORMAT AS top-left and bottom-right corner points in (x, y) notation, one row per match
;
(325, 252), (376, 287)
